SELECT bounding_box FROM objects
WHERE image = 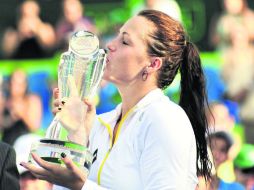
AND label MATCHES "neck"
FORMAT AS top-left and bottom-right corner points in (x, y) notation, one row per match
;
(117, 82), (158, 116)
(209, 175), (219, 190)
(10, 95), (25, 100)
